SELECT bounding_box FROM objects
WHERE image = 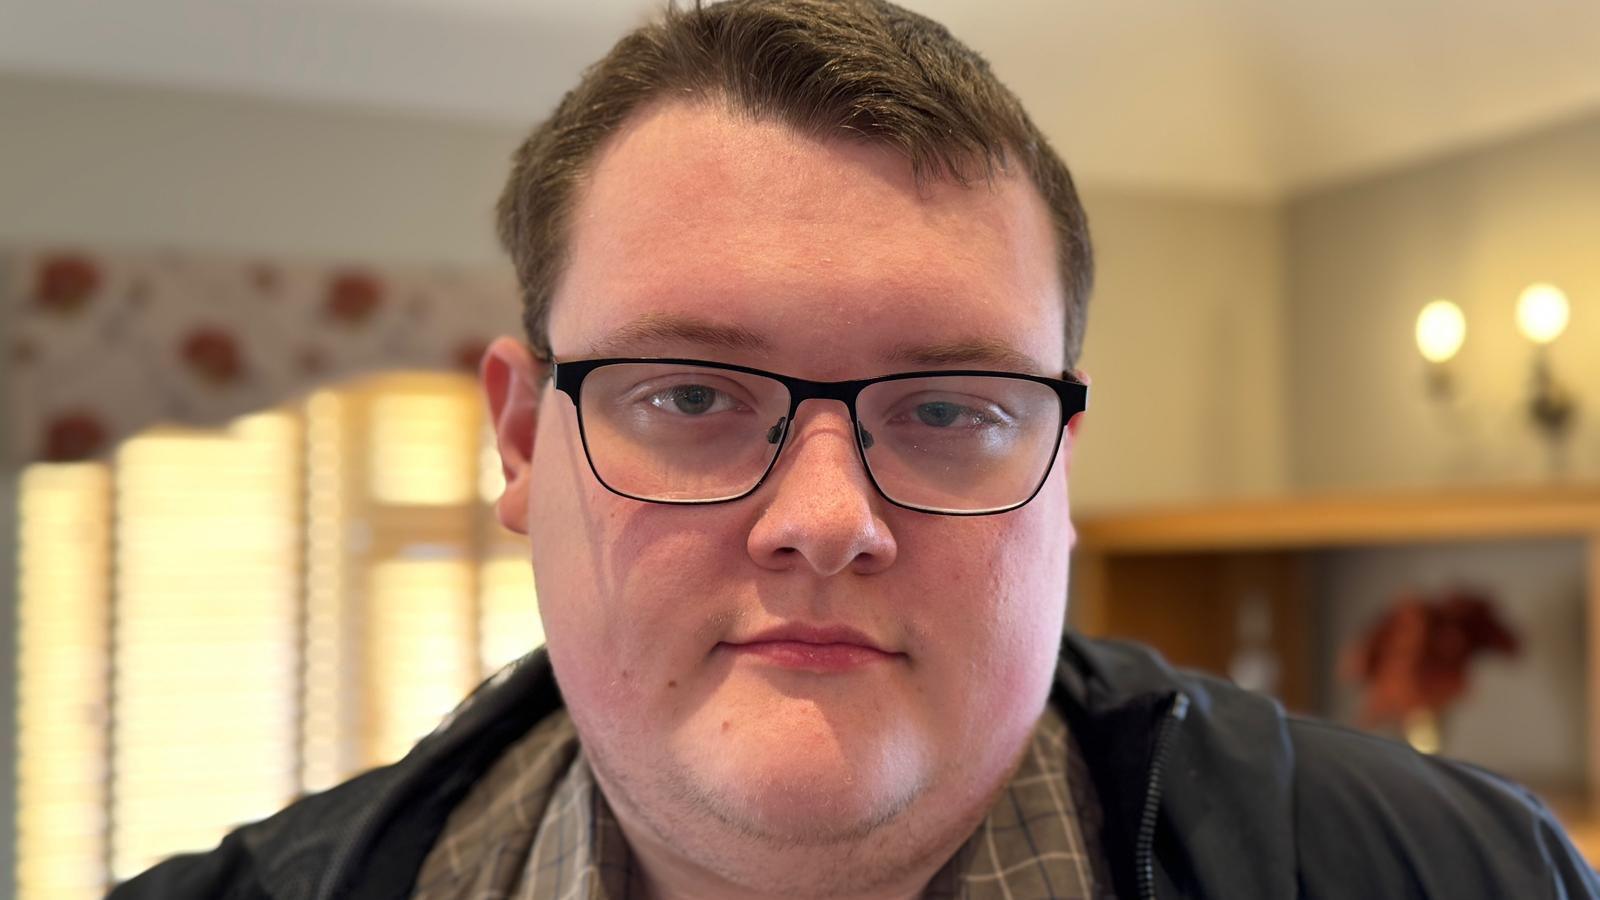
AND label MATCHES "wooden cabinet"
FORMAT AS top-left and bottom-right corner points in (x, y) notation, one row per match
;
(1069, 485), (1600, 857)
